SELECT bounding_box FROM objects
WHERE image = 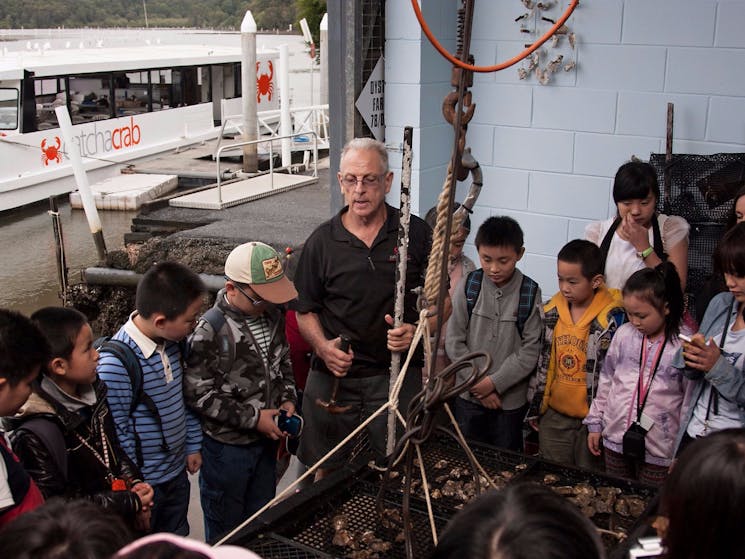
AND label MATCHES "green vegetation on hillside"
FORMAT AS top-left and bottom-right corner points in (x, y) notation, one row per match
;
(0, 0), (326, 32)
